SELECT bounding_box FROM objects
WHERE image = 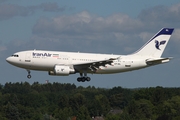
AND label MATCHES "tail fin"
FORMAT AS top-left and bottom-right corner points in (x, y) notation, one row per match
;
(133, 28), (174, 57)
